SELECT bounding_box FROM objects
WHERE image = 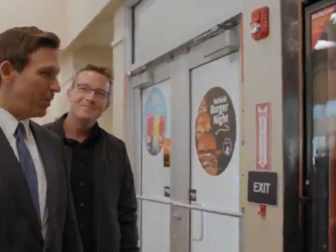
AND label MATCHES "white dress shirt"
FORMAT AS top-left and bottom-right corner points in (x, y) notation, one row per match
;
(0, 108), (48, 239)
